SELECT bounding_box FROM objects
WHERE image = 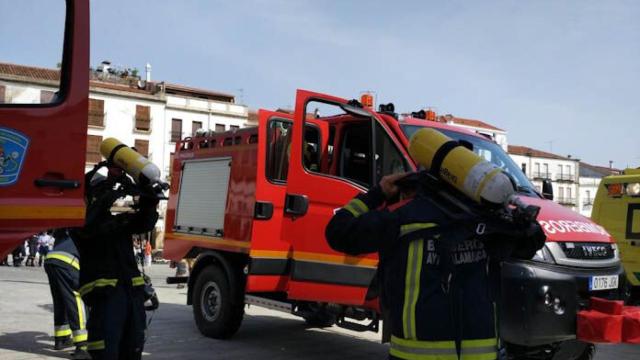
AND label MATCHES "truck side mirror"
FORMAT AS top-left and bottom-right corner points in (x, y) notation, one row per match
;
(542, 179), (554, 200)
